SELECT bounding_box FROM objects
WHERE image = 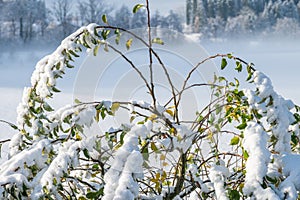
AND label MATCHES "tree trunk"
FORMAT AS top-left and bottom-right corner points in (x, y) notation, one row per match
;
(19, 17), (23, 38)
